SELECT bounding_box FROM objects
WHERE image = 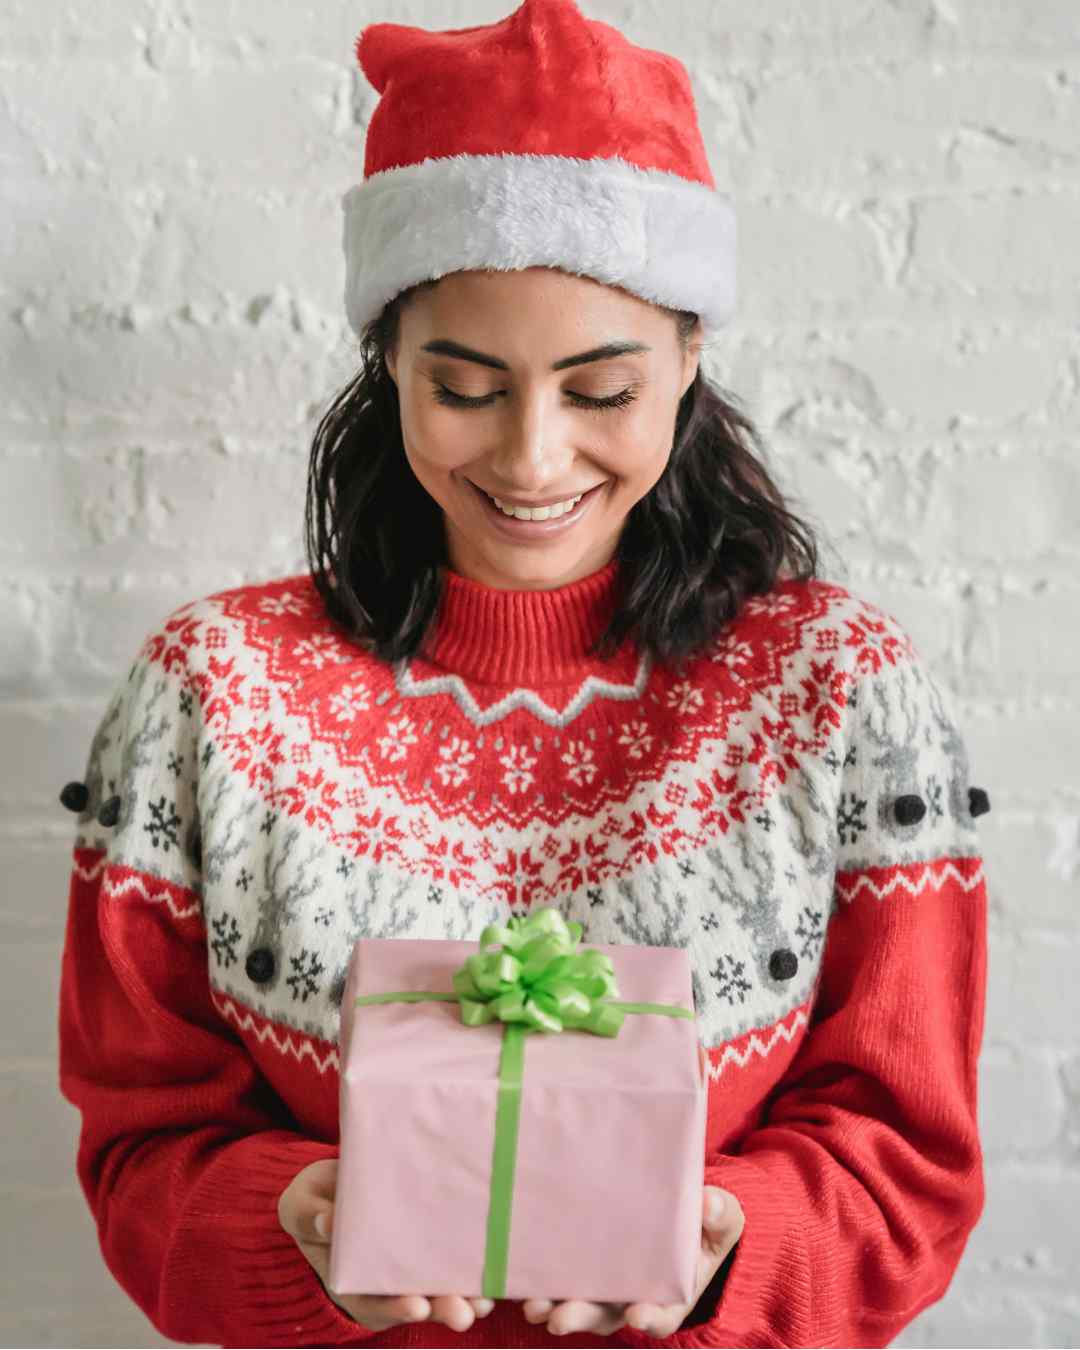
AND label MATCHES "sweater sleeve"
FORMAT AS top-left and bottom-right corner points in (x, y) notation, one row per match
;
(667, 640), (989, 1350)
(57, 655), (376, 1348)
